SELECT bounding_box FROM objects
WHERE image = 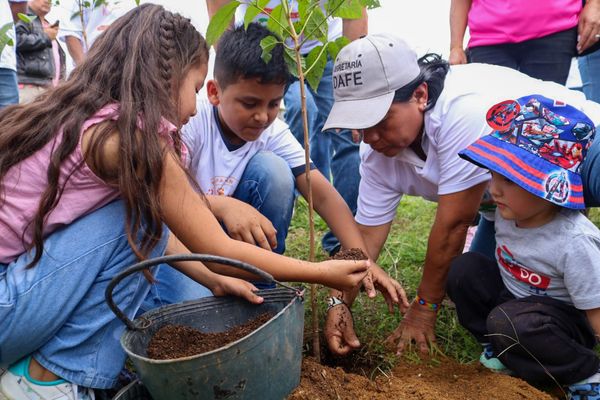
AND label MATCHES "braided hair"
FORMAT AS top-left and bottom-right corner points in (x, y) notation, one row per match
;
(0, 4), (209, 267)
